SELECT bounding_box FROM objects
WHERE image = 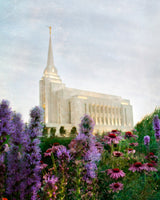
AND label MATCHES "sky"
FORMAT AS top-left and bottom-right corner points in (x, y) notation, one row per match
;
(0, 0), (160, 125)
